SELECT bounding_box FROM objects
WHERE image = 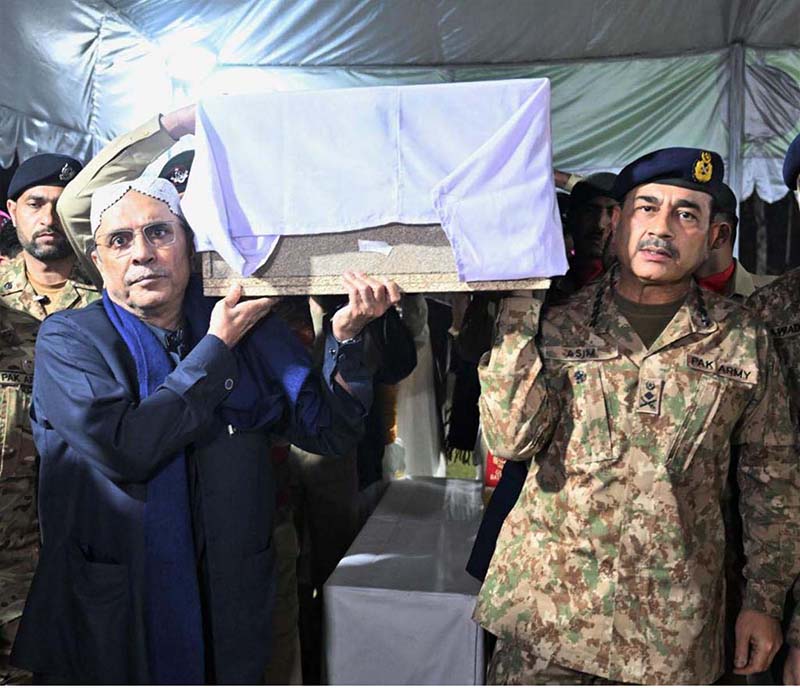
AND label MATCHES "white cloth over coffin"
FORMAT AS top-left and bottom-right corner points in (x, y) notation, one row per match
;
(182, 78), (568, 281)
